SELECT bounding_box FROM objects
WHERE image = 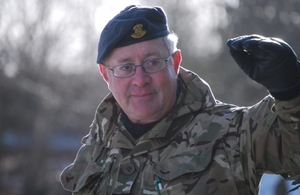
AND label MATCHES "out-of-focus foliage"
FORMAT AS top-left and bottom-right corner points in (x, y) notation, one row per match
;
(0, 0), (299, 194)
(0, 0), (106, 194)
